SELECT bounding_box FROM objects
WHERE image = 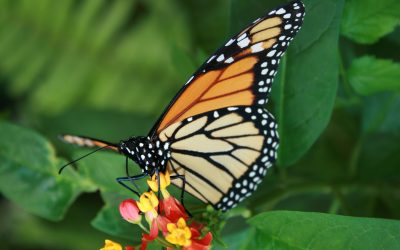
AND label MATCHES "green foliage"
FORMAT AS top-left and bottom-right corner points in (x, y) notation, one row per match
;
(348, 56), (400, 96)
(0, 122), (86, 221)
(273, 0), (344, 166)
(362, 94), (400, 135)
(0, 0), (400, 249)
(341, 0), (400, 44)
(0, 0), (189, 116)
(249, 211), (400, 249)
